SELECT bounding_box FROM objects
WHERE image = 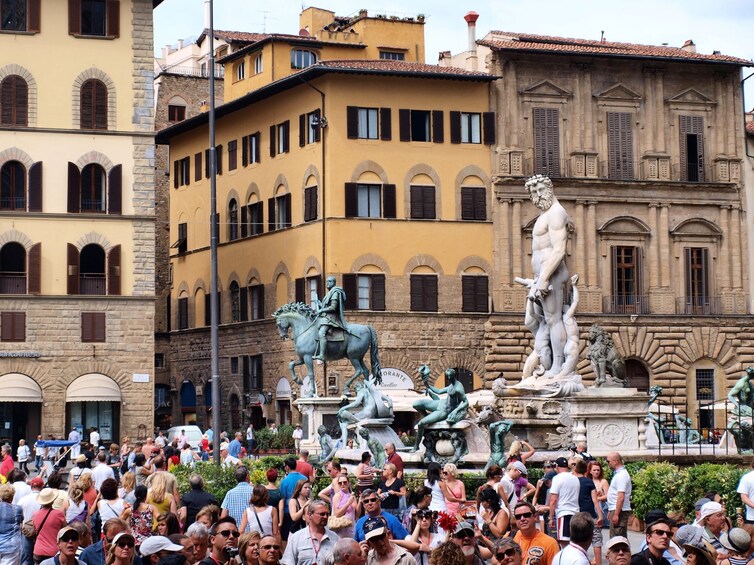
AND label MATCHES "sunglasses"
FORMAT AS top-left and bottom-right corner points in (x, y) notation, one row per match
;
(61, 536), (79, 543)
(363, 498), (378, 504)
(116, 541), (134, 549)
(216, 530), (240, 538)
(338, 481), (349, 485)
(652, 530), (672, 537)
(496, 549), (518, 559)
(260, 544), (281, 551)
(514, 512), (534, 519)
(454, 531), (474, 539)
(610, 547), (630, 554)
